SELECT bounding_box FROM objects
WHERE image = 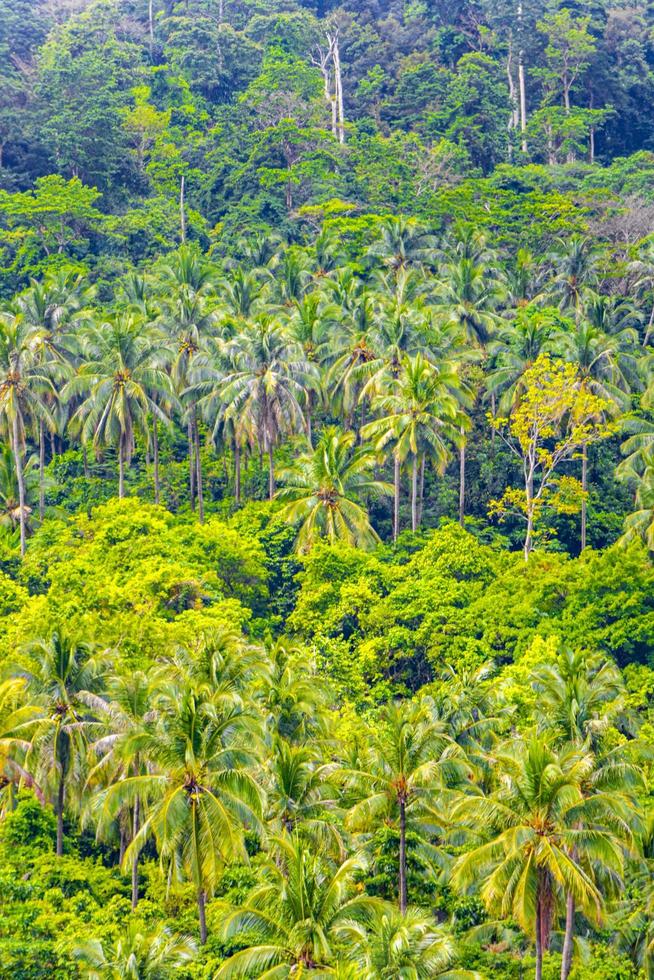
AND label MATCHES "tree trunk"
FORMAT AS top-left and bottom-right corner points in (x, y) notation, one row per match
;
(268, 443), (275, 501)
(535, 893), (543, 980)
(194, 414), (204, 523)
(393, 453), (400, 542)
(411, 454), (418, 532)
(148, 0), (154, 54)
(518, 56), (527, 152)
(83, 445), (89, 478)
(458, 431), (465, 527)
(188, 420), (195, 509)
(56, 771), (65, 857)
(580, 442), (587, 551)
(180, 175), (186, 244)
(118, 435), (125, 499)
(234, 442), (241, 505)
(153, 418), (160, 504)
(119, 822), (127, 865)
(332, 33), (345, 143)
(12, 414), (26, 556)
(560, 892), (575, 980)
(131, 796), (140, 910)
(417, 455), (425, 526)
(398, 797), (407, 914)
(198, 888), (207, 944)
(39, 420), (45, 520)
